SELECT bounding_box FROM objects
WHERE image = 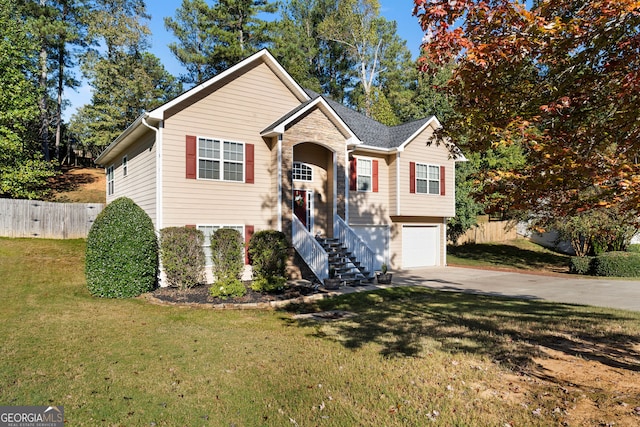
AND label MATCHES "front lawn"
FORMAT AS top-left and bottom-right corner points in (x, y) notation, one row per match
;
(1, 238), (639, 426)
(447, 238), (571, 273)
